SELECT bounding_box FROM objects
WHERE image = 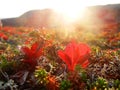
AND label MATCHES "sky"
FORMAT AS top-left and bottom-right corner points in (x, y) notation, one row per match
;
(0, 0), (120, 19)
